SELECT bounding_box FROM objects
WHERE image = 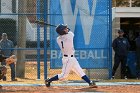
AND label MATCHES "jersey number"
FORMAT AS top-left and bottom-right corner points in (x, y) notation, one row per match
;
(61, 41), (64, 48)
